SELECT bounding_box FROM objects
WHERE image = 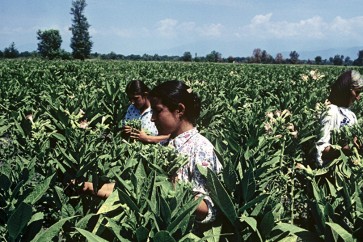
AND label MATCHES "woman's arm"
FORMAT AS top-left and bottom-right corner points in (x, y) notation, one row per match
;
(82, 182), (115, 198)
(322, 141), (355, 161)
(130, 129), (170, 143)
(195, 198), (209, 221)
